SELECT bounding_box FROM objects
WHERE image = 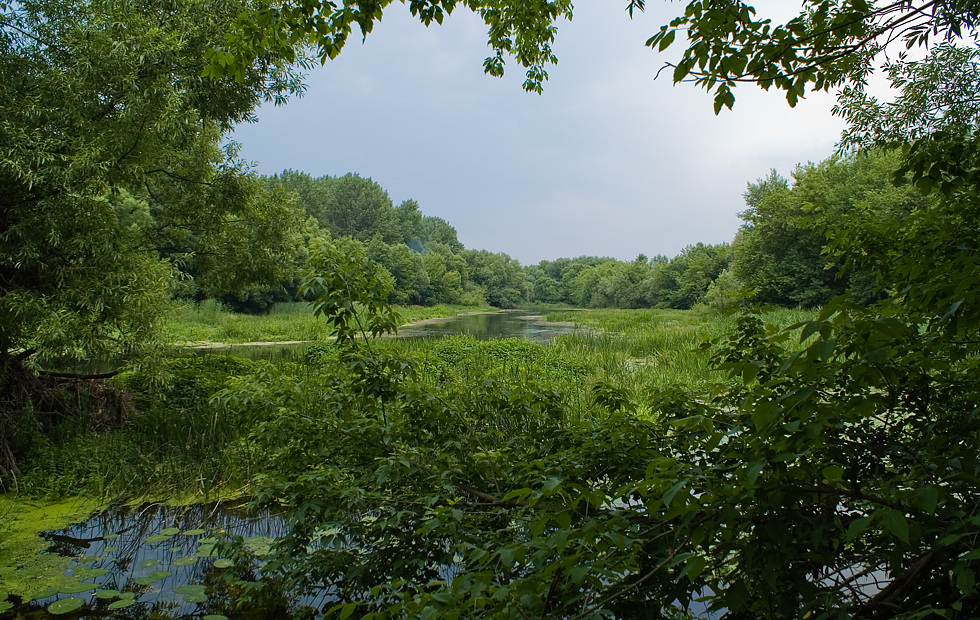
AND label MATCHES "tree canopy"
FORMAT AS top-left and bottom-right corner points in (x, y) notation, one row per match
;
(0, 0), (314, 474)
